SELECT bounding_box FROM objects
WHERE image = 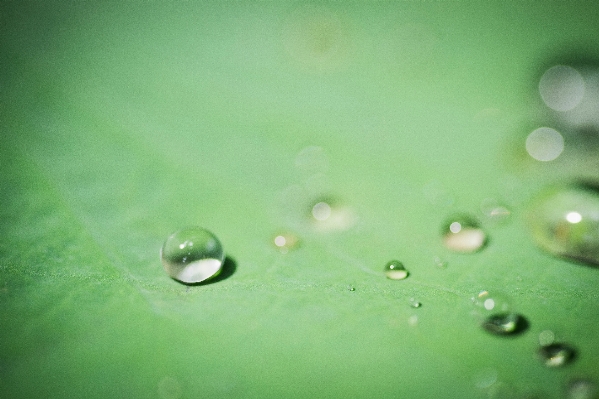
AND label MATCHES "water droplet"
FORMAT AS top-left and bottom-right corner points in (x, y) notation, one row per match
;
(309, 197), (356, 231)
(525, 127), (564, 162)
(273, 232), (299, 253)
(482, 313), (527, 336)
(538, 330), (555, 346)
(567, 379), (598, 399)
(433, 256), (448, 268)
(538, 343), (576, 367)
(160, 227), (224, 284)
(408, 314), (418, 326)
(472, 291), (528, 336)
(384, 260), (409, 280)
(527, 183), (599, 266)
(539, 65), (585, 112)
(347, 284), (355, 292)
(442, 215), (487, 253)
(409, 298), (422, 308)
(480, 198), (512, 224)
